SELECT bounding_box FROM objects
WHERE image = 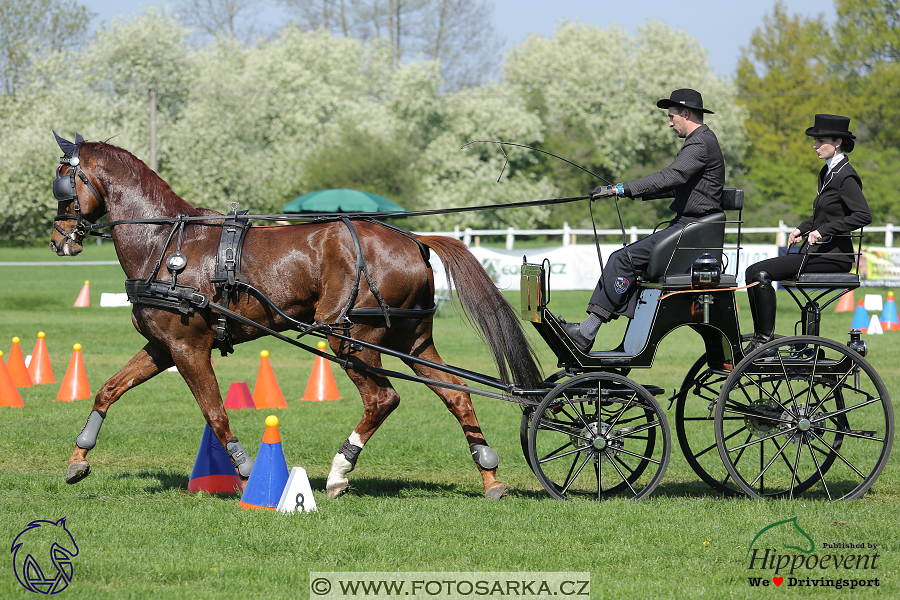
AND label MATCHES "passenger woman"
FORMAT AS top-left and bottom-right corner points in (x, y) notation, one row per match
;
(744, 114), (872, 352)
